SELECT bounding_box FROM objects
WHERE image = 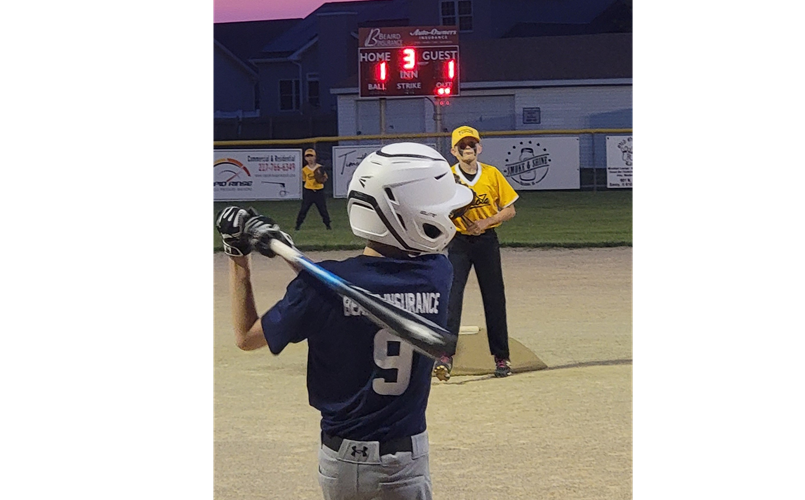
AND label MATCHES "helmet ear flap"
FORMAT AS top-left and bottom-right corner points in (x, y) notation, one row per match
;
(349, 201), (389, 240)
